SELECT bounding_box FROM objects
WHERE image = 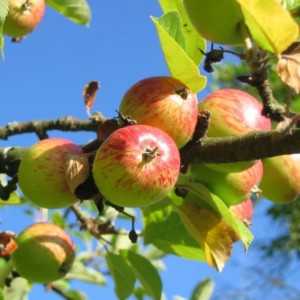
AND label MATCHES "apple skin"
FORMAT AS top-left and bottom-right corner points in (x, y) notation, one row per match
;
(198, 89), (271, 172)
(119, 76), (198, 149)
(229, 198), (254, 242)
(11, 222), (75, 283)
(18, 138), (83, 209)
(190, 160), (263, 206)
(92, 125), (181, 207)
(183, 0), (244, 45)
(3, 0), (45, 38)
(259, 154), (300, 204)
